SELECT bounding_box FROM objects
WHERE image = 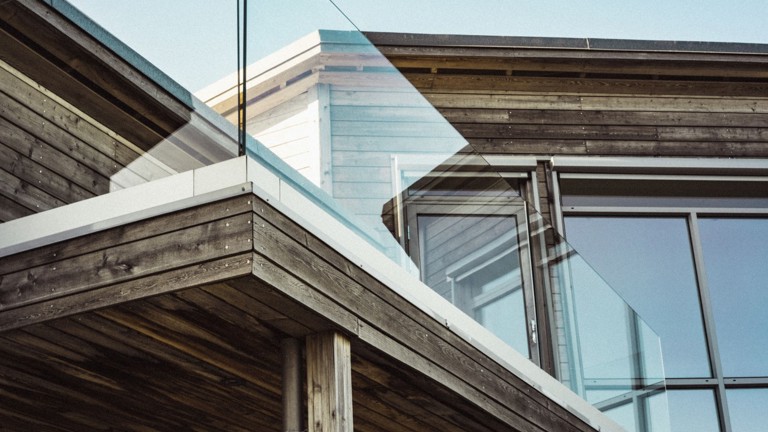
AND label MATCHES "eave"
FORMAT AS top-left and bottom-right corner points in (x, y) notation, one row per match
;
(366, 31), (768, 97)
